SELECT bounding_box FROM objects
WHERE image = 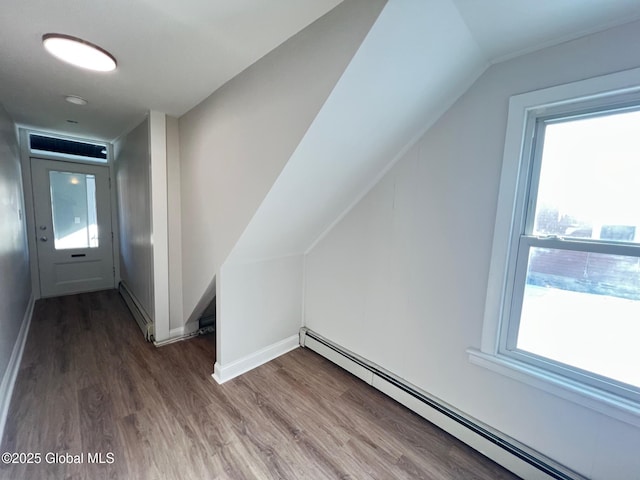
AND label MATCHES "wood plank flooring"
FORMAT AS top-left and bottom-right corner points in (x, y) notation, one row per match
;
(0, 290), (519, 479)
